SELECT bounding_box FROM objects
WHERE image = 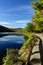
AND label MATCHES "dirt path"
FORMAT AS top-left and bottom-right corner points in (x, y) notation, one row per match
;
(34, 34), (43, 41)
(30, 34), (43, 65)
